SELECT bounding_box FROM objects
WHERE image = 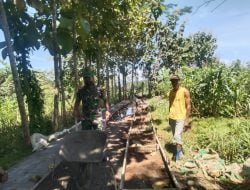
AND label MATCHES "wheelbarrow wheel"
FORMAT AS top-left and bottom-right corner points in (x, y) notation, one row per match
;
(76, 163), (93, 190)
